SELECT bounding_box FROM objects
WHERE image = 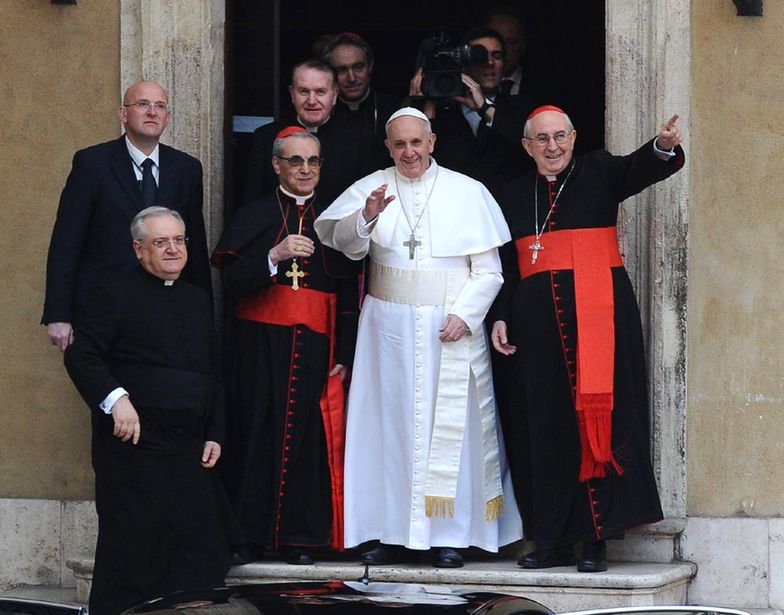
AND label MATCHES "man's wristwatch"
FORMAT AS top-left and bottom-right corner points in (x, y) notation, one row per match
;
(478, 98), (496, 117)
